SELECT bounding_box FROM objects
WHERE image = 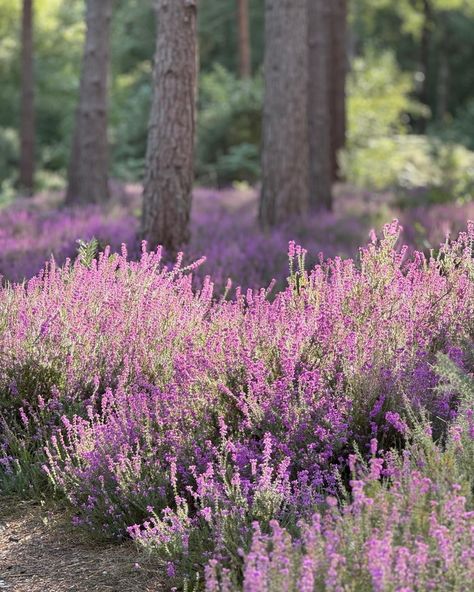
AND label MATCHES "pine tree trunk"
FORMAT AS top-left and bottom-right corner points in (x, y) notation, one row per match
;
(436, 47), (449, 122)
(236, 0), (251, 78)
(66, 0), (112, 205)
(328, 0), (347, 181)
(19, 0), (35, 196)
(308, 0), (332, 211)
(141, 0), (198, 253)
(260, 0), (309, 228)
(419, 0), (433, 132)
